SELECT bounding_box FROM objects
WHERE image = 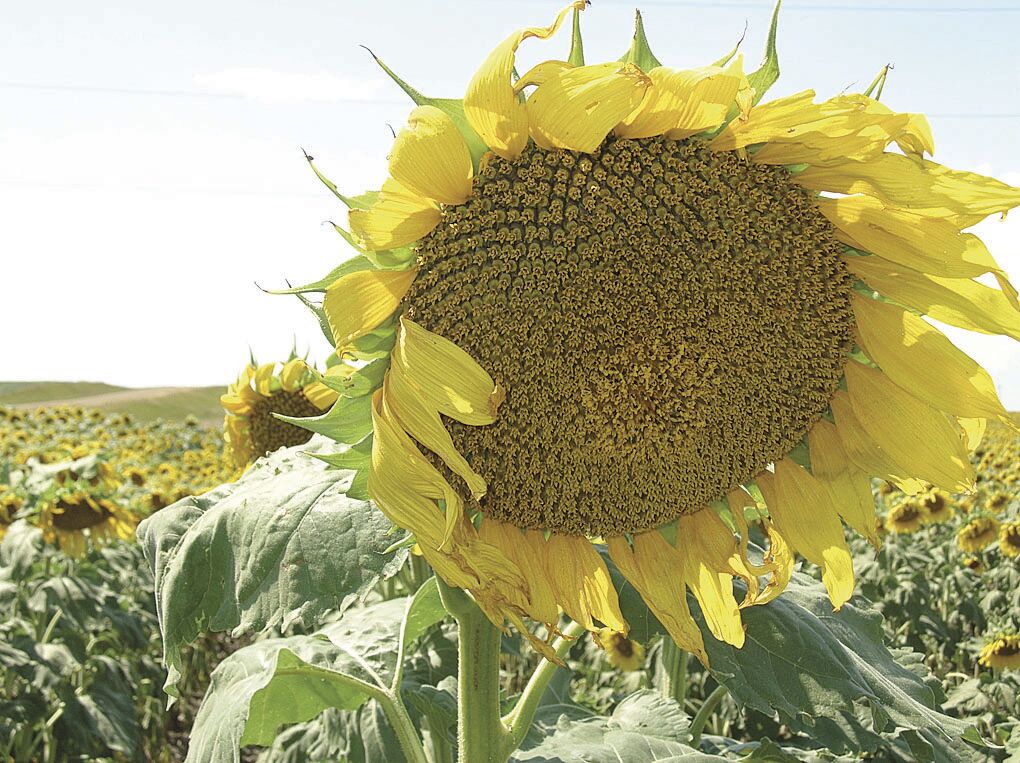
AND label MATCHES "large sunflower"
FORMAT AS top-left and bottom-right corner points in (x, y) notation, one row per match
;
(221, 358), (341, 468)
(301, 4), (1020, 663)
